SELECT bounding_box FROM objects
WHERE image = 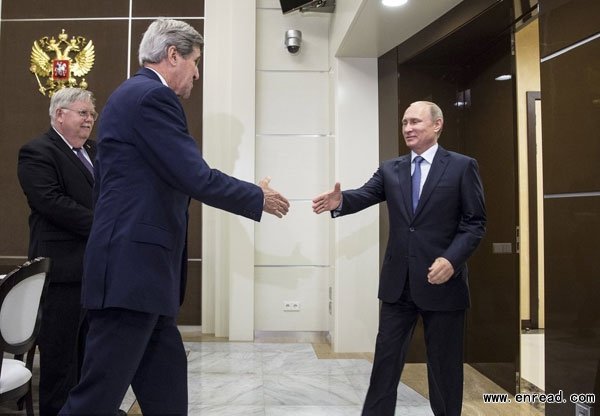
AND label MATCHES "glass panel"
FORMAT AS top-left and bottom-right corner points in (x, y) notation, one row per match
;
(392, 6), (519, 394)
